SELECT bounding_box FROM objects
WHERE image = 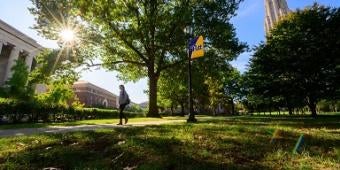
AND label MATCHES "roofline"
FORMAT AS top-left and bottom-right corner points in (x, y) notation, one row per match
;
(73, 81), (117, 97)
(0, 18), (43, 49)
